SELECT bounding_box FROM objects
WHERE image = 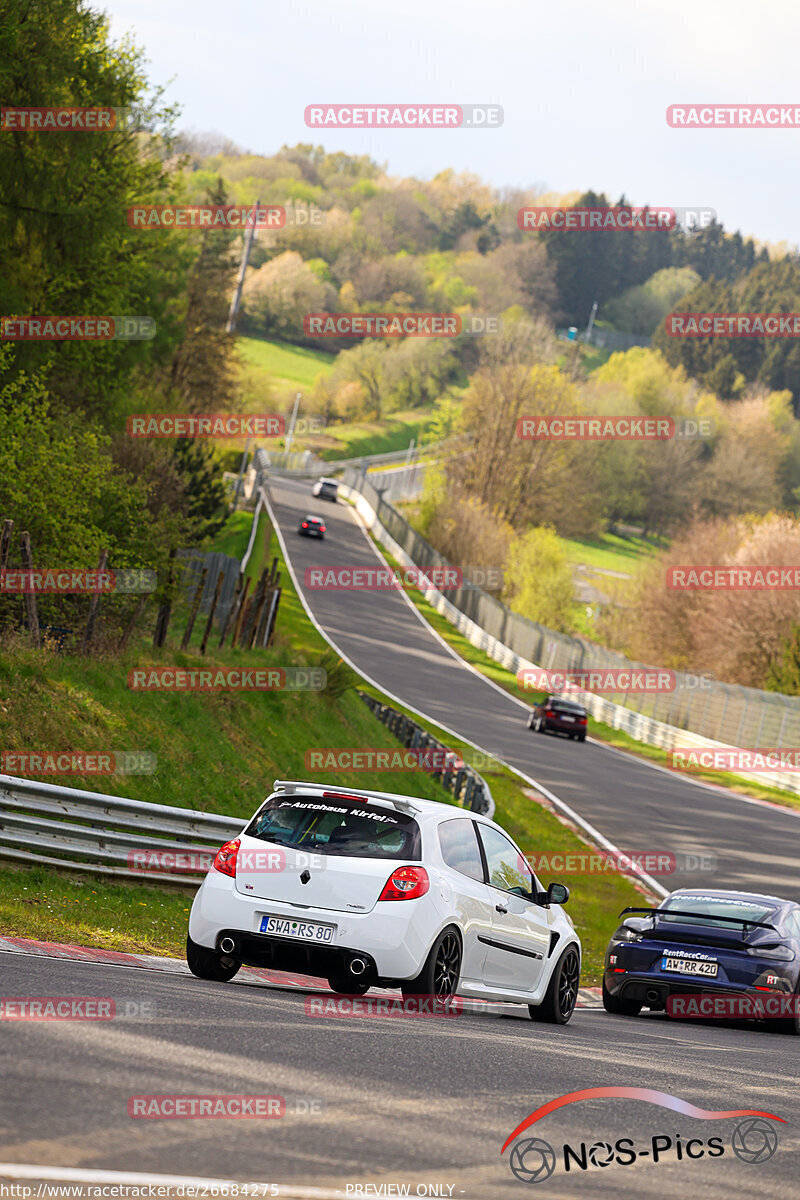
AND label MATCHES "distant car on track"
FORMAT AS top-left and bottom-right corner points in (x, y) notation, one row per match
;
(298, 514), (326, 539)
(187, 779), (581, 1021)
(312, 477), (338, 502)
(603, 887), (800, 1033)
(527, 695), (588, 741)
